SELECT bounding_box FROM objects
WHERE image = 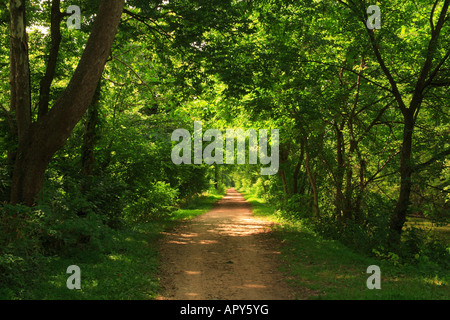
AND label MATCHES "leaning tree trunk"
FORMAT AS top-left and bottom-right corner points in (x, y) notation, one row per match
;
(10, 0), (125, 206)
